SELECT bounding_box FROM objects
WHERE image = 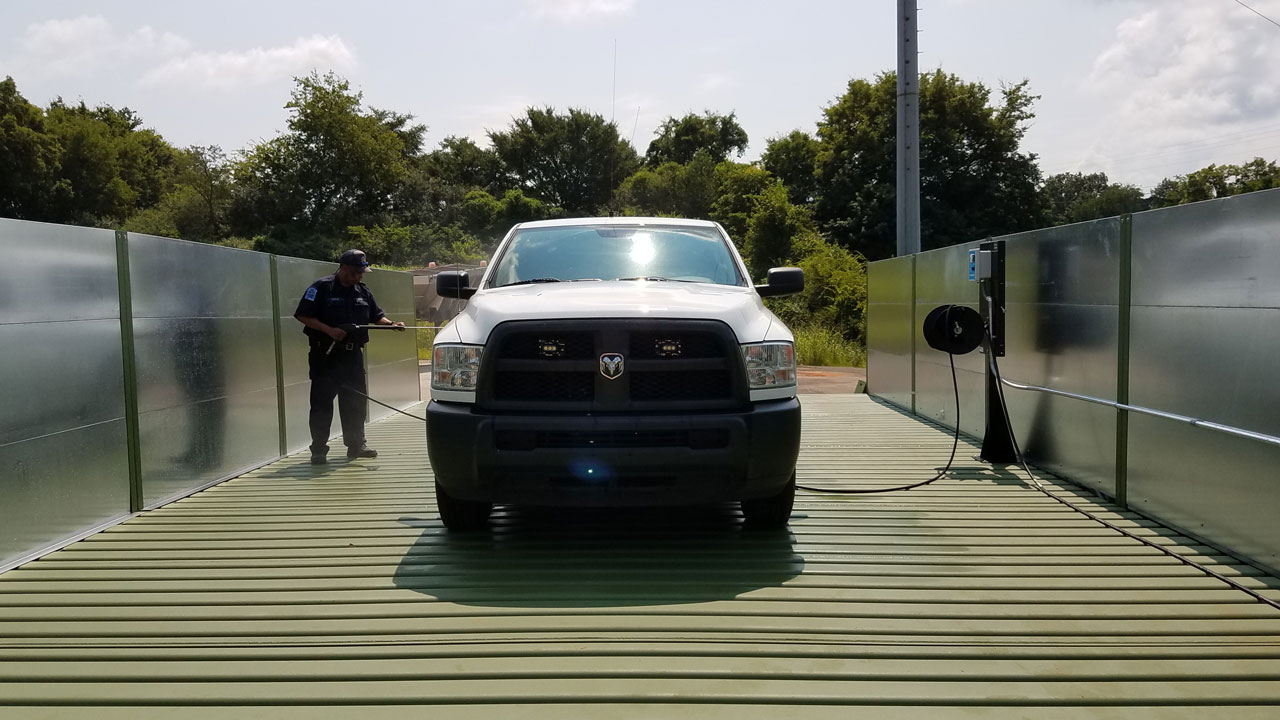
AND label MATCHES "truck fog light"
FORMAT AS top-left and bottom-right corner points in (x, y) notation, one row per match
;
(432, 344), (484, 391)
(741, 342), (796, 389)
